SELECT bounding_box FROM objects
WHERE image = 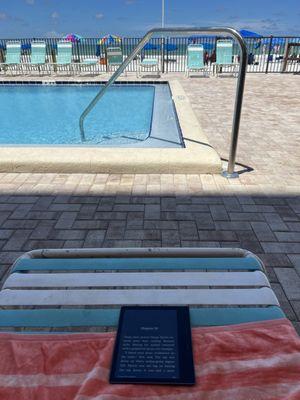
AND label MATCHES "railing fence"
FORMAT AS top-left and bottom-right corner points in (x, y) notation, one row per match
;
(0, 36), (299, 74)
